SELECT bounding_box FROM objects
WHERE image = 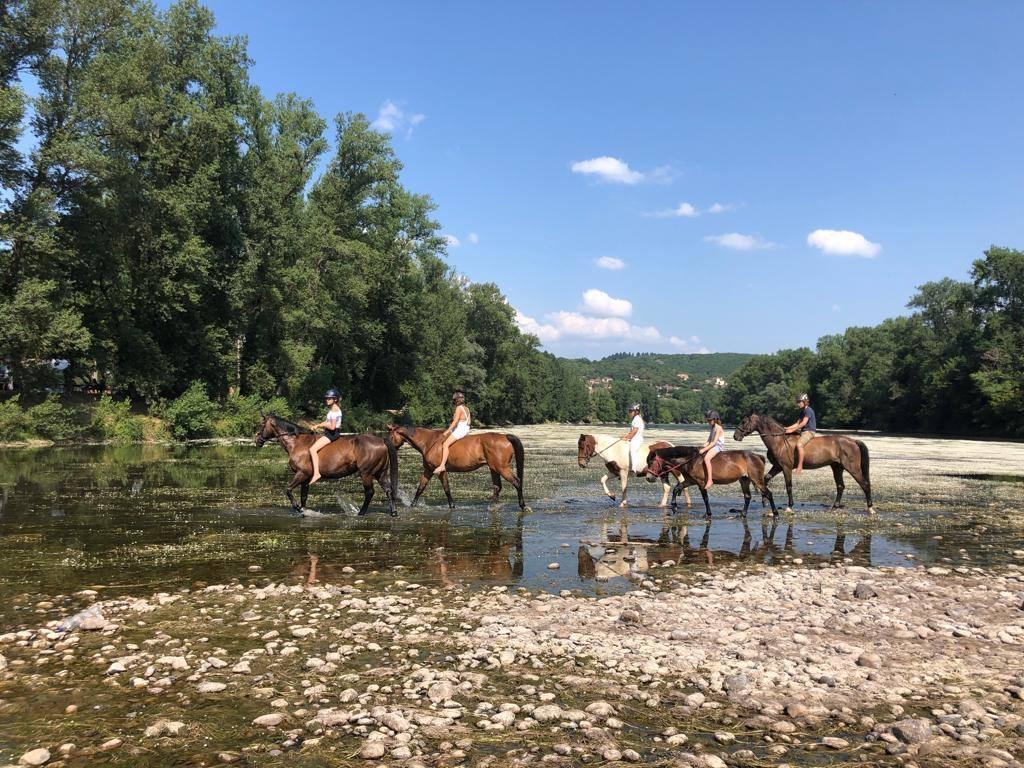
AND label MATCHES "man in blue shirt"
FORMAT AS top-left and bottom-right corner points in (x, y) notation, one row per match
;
(784, 394), (816, 475)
